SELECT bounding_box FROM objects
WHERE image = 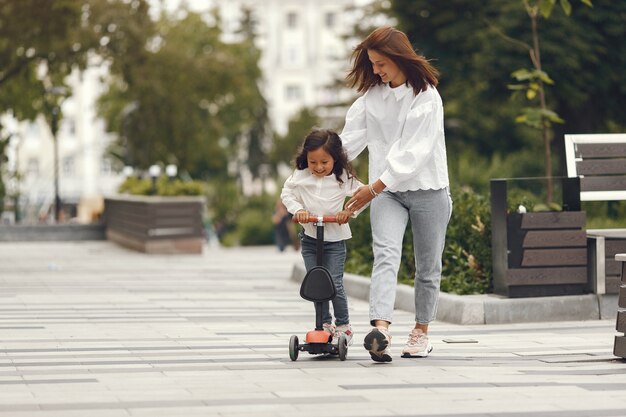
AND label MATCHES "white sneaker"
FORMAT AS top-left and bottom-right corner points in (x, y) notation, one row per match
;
(332, 324), (353, 346)
(363, 326), (392, 362)
(322, 323), (336, 339)
(401, 329), (433, 358)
